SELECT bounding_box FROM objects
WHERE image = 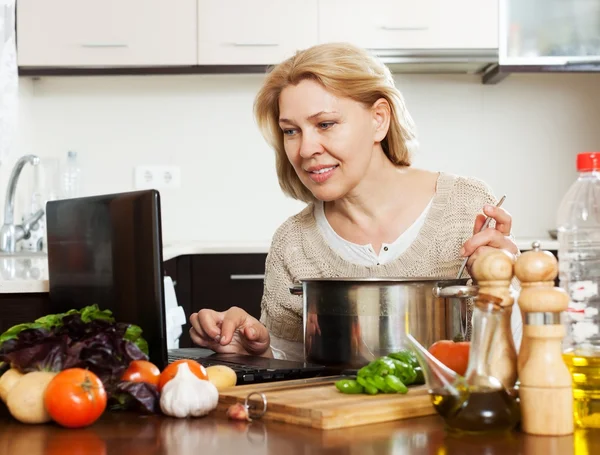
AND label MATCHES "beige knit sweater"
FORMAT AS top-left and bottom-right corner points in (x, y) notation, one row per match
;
(260, 172), (498, 343)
